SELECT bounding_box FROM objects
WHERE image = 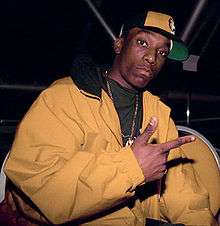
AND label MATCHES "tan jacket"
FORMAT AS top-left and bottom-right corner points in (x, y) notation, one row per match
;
(4, 77), (219, 225)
